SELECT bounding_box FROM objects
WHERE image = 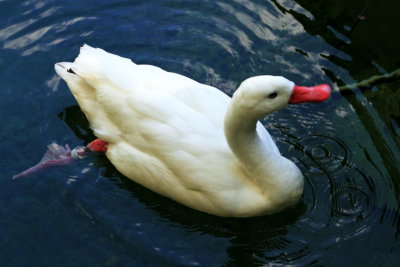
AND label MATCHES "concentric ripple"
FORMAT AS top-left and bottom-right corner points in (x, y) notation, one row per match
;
(299, 134), (351, 176)
(275, 132), (379, 255)
(293, 134), (374, 220)
(334, 186), (370, 218)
